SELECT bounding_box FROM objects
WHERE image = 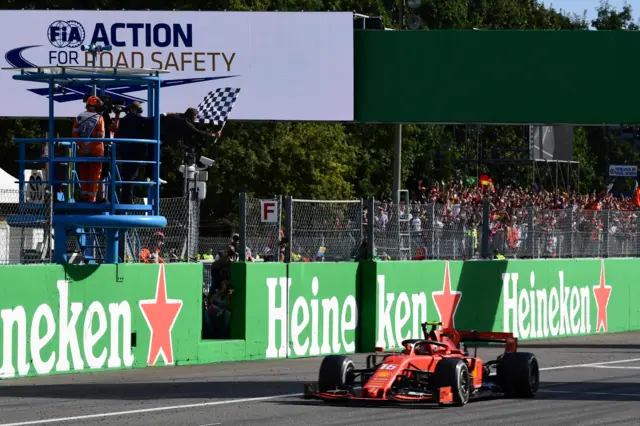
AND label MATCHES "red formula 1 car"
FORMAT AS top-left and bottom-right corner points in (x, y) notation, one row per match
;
(303, 321), (539, 406)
